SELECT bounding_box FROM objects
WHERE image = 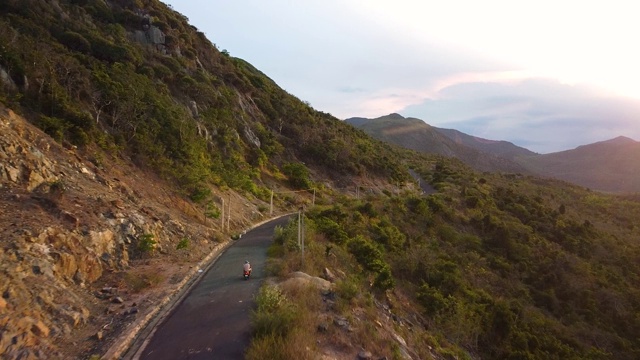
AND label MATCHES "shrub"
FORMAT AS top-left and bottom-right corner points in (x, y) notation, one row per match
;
(36, 116), (68, 142)
(281, 162), (312, 189)
(336, 276), (359, 302)
(315, 217), (348, 245)
(252, 286), (298, 338)
(176, 237), (189, 250)
(417, 284), (451, 316)
(58, 31), (91, 53)
(137, 233), (156, 256)
(189, 186), (211, 203)
(372, 221), (406, 250)
(205, 201), (221, 219)
(347, 236), (395, 290)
